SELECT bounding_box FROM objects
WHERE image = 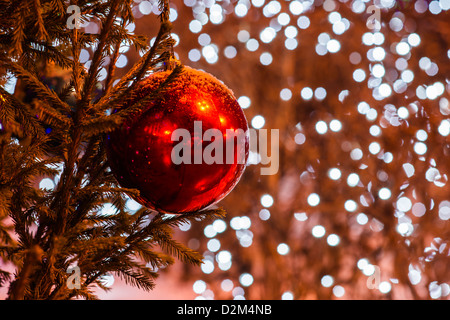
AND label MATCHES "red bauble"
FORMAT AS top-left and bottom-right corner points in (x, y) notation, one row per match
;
(106, 66), (249, 213)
